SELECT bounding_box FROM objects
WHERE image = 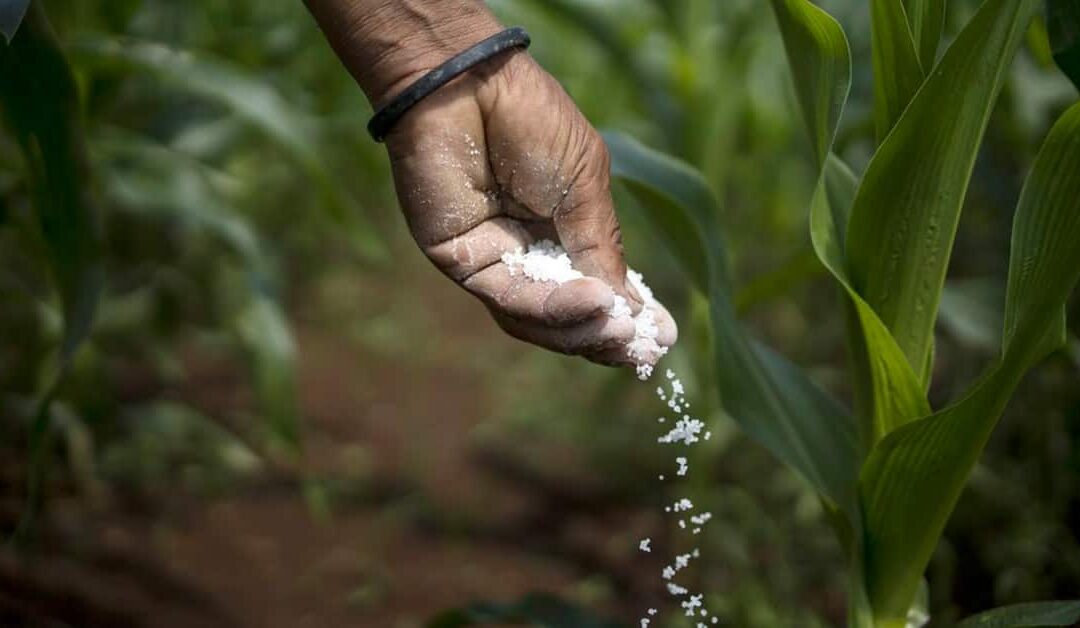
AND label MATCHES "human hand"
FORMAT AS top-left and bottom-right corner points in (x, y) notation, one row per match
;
(305, 1), (676, 367)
